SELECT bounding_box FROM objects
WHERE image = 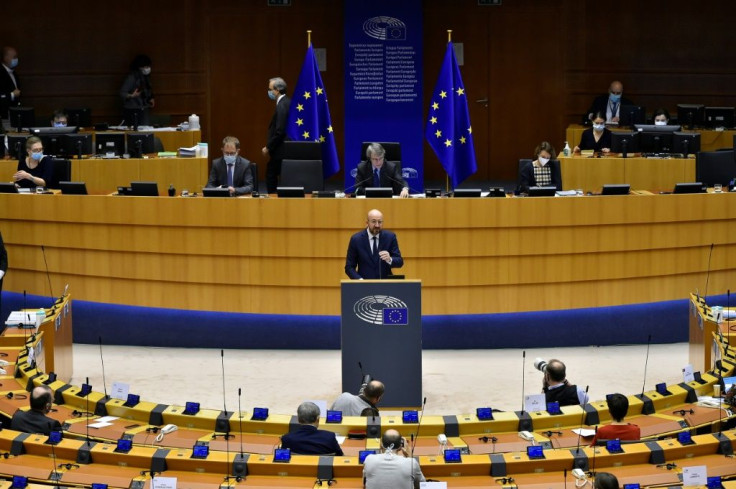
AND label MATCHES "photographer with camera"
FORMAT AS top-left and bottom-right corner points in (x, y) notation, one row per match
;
(363, 429), (426, 489)
(535, 358), (588, 406)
